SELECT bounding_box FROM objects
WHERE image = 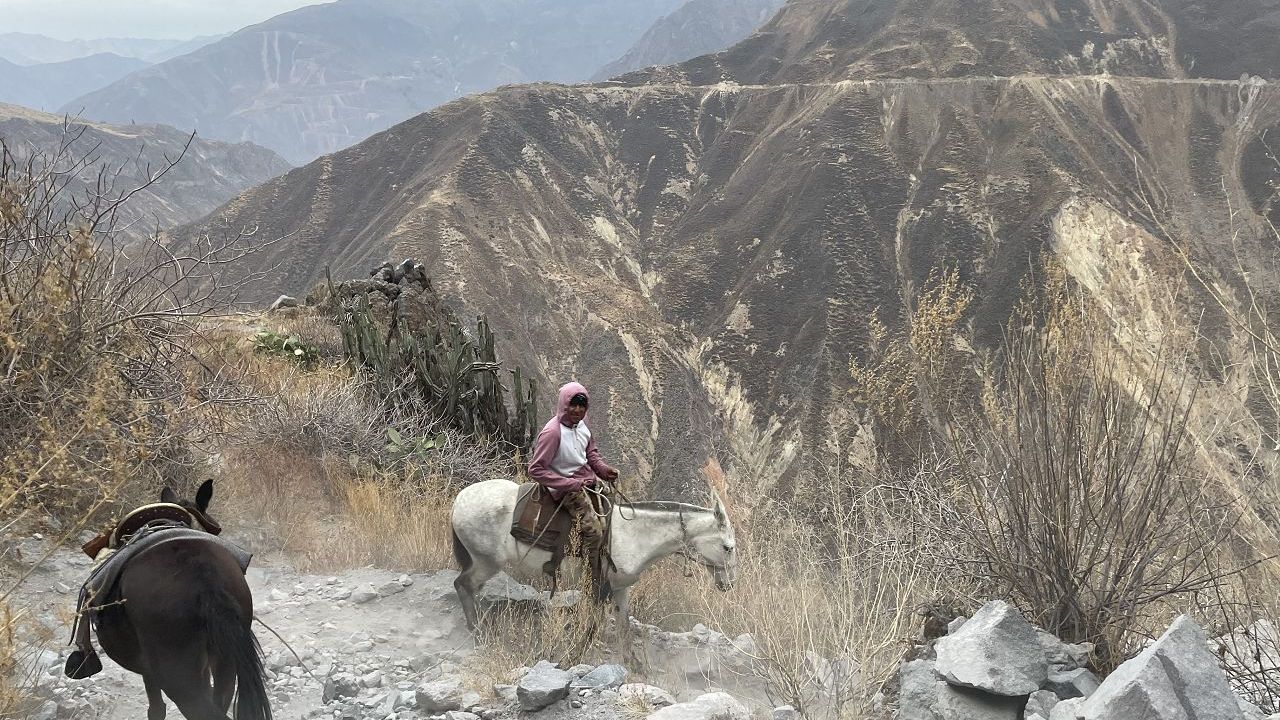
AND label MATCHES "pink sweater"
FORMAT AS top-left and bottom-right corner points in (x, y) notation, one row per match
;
(527, 382), (615, 498)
